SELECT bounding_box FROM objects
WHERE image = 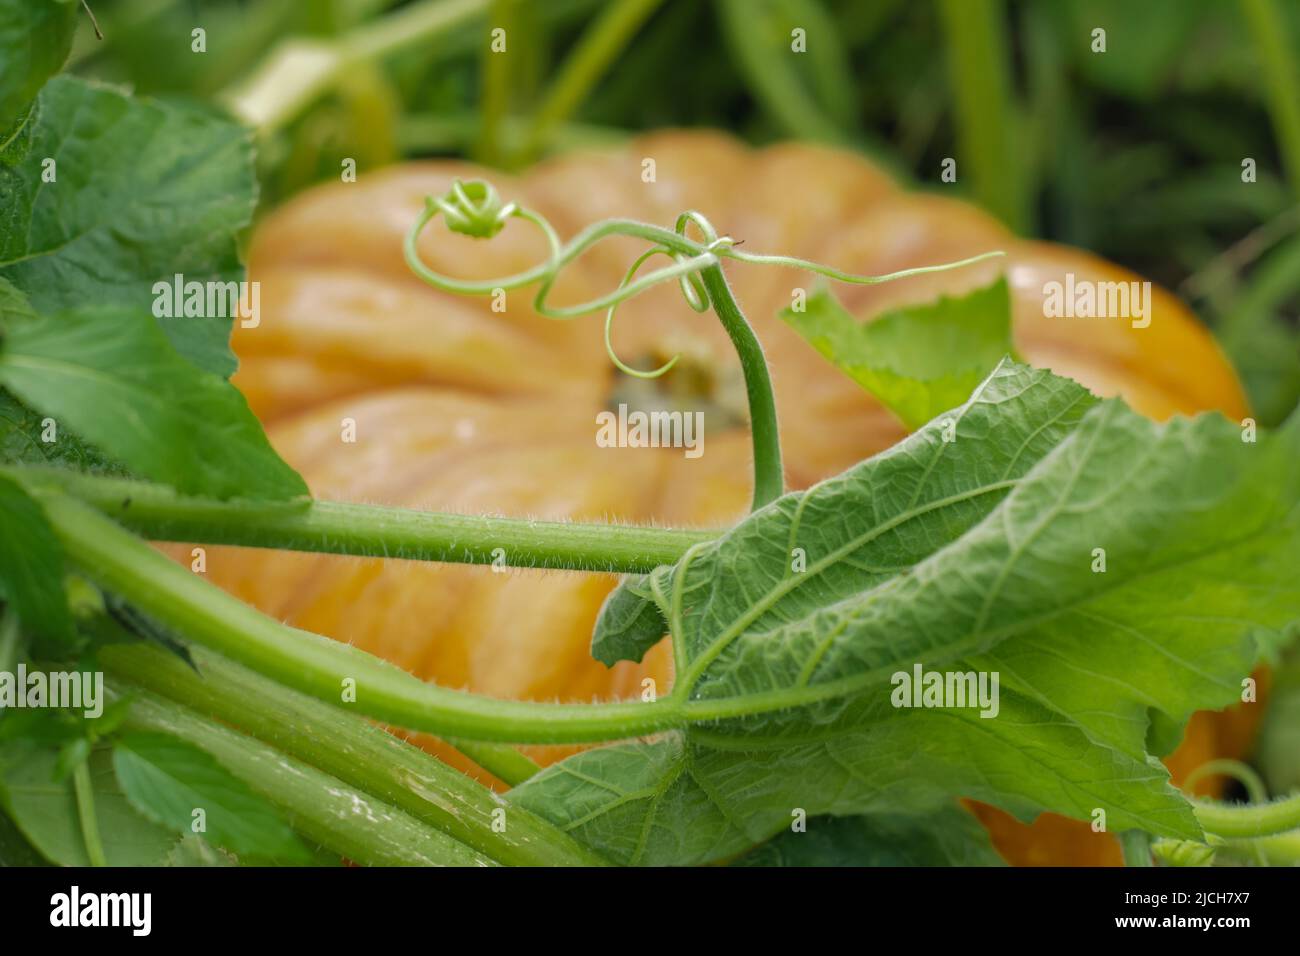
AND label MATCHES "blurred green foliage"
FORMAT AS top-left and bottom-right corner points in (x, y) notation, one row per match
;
(68, 0), (1300, 423)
